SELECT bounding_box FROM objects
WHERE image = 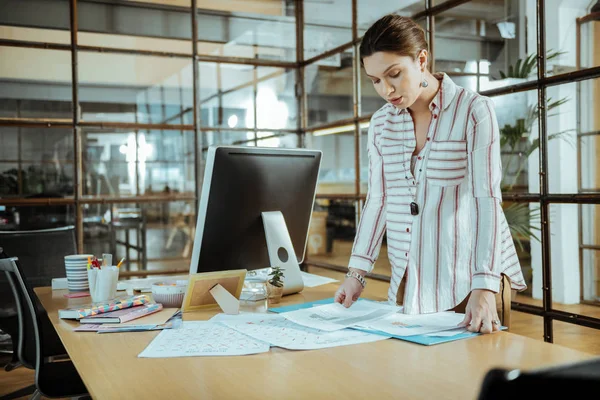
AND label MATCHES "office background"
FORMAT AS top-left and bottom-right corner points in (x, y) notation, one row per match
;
(0, 0), (599, 351)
